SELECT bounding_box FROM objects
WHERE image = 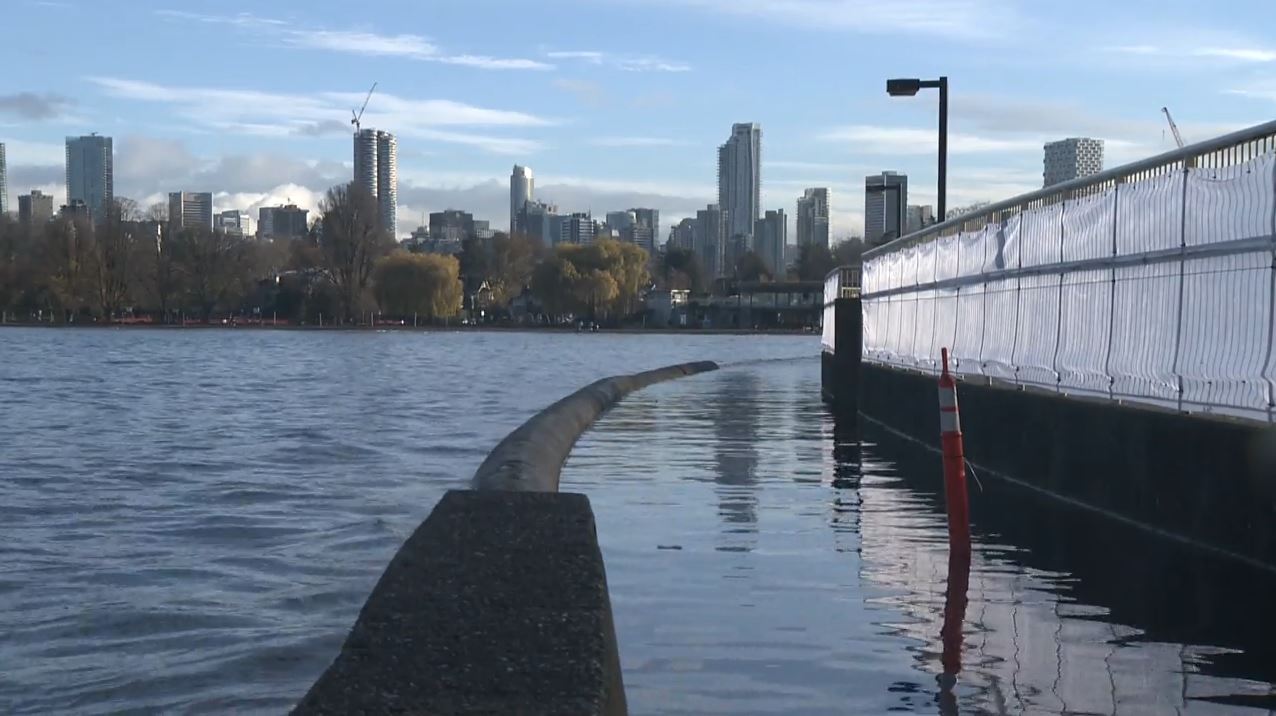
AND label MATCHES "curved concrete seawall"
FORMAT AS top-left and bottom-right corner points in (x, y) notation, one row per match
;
(293, 361), (718, 715)
(473, 361), (719, 492)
